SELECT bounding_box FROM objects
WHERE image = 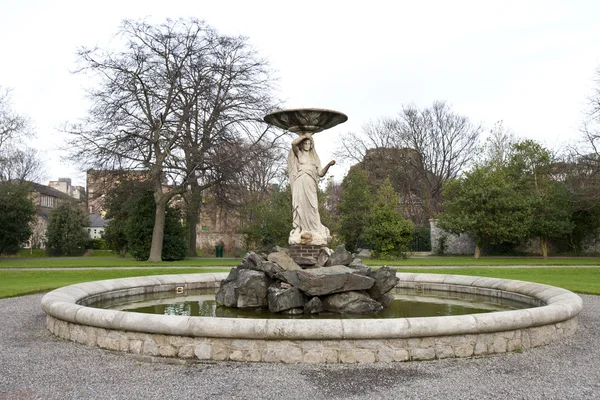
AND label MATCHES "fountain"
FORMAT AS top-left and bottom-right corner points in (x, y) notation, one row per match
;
(264, 108), (347, 253)
(40, 108), (582, 363)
